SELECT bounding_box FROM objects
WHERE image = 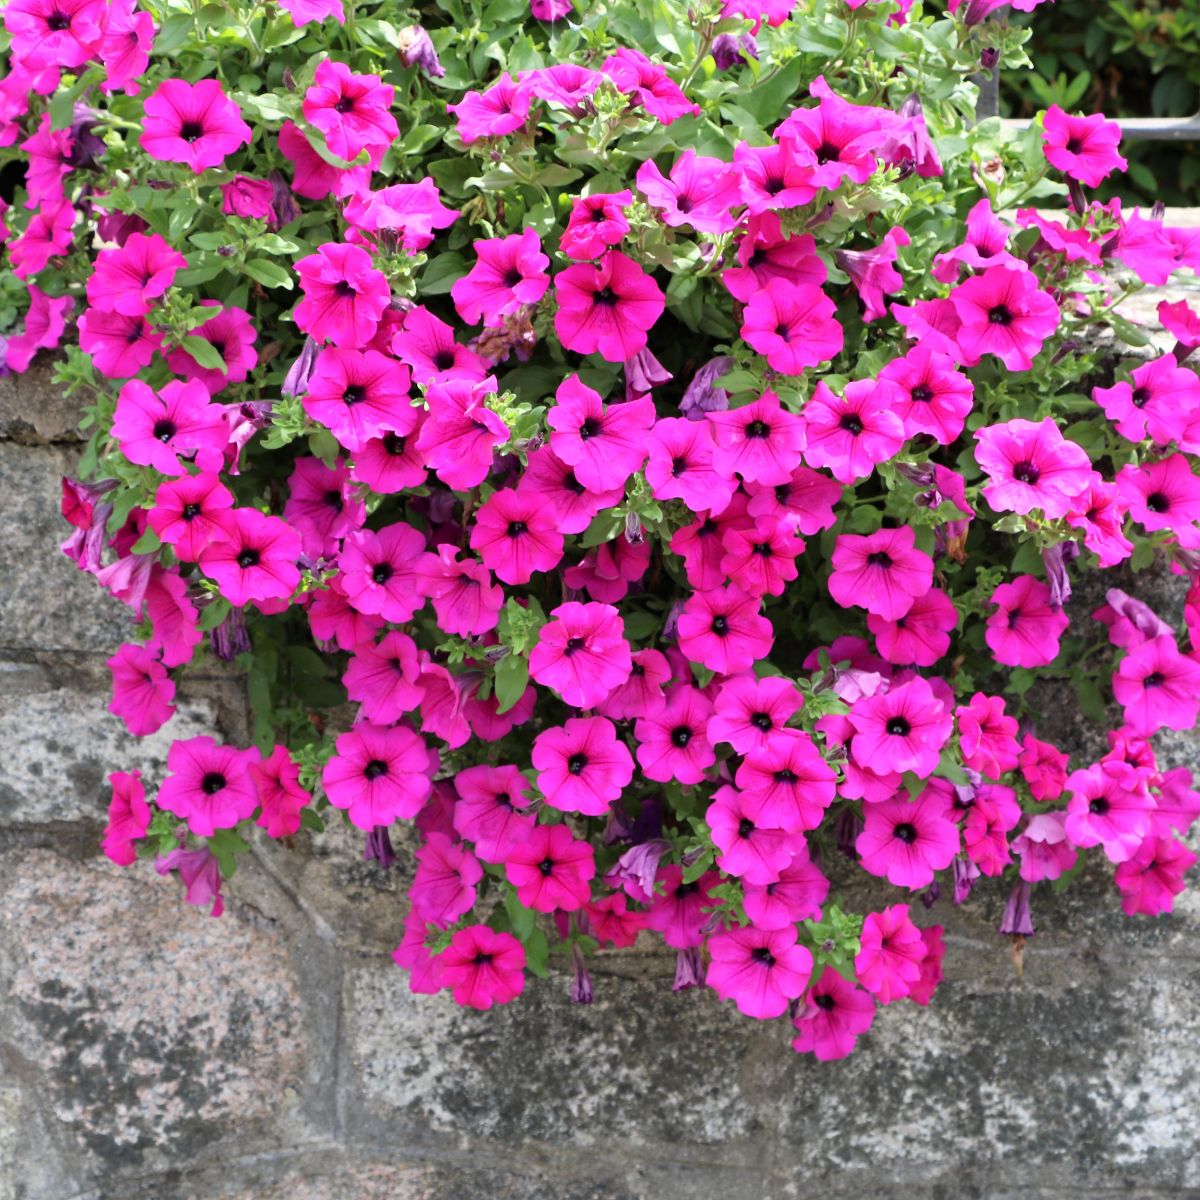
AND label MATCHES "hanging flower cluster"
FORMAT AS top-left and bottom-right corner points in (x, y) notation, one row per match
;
(6, 0), (1200, 1061)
